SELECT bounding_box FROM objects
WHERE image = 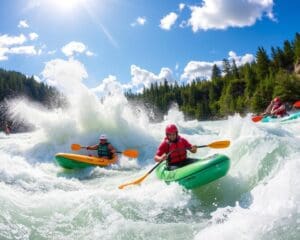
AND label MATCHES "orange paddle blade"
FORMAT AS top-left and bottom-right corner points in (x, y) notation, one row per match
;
(122, 149), (139, 158)
(118, 173), (149, 189)
(71, 143), (82, 151)
(252, 115), (263, 122)
(294, 101), (300, 108)
(207, 140), (230, 148)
